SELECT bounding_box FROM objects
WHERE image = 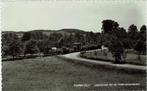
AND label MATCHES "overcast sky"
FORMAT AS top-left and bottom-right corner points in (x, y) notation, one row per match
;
(1, 0), (147, 32)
